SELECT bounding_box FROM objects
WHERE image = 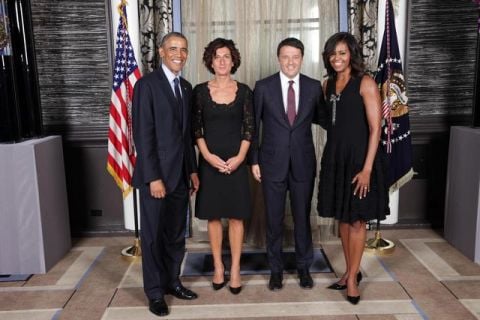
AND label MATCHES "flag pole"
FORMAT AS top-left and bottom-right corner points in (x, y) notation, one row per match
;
(121, 188), (141, 260)
(365, 0), (410, 255)
(107, 0), (142, 260)
(365, 219), (395, 255)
